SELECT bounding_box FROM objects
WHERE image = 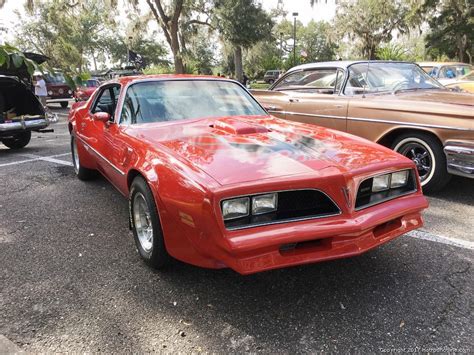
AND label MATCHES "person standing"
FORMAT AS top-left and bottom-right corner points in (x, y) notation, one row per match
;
(34, 74), (48, 109)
